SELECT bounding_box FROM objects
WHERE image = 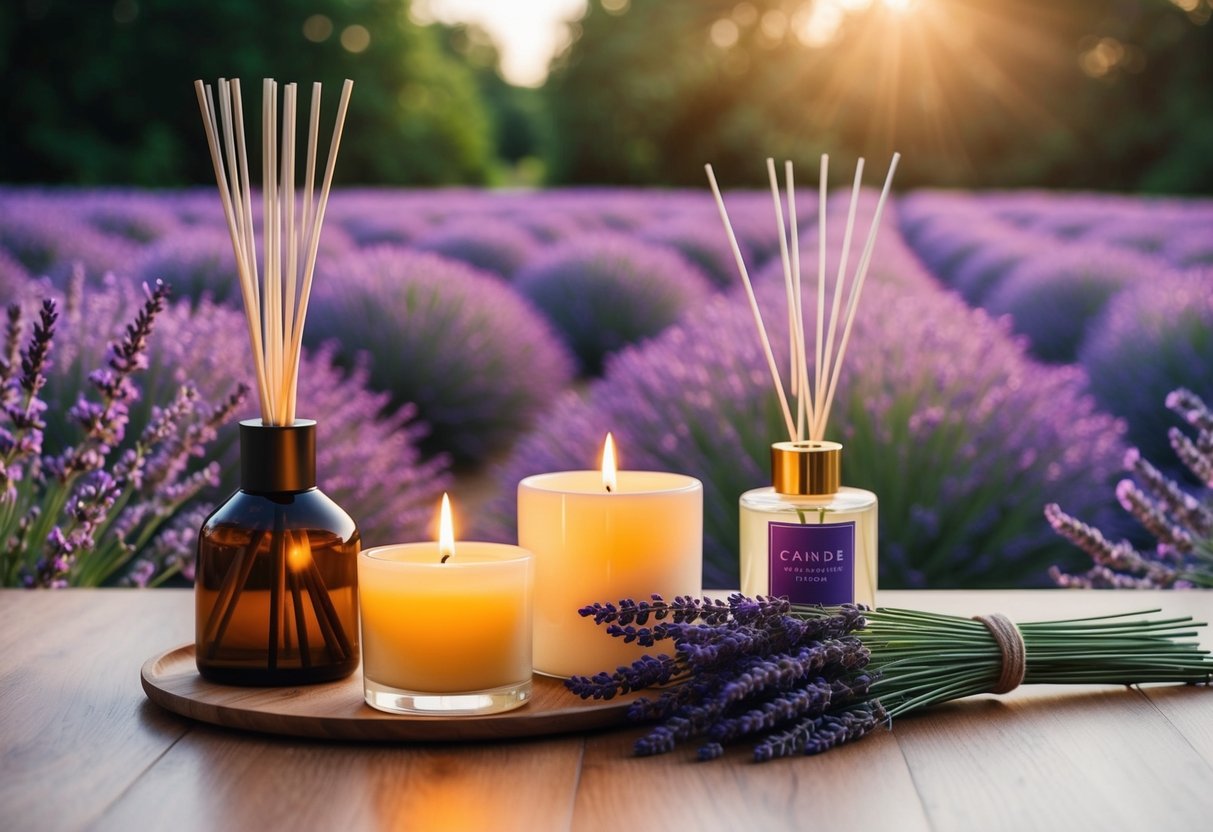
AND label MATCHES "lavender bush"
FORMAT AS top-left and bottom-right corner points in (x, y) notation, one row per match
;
(0, 202), (136, 286)
(307, 247), (574, 463)
(948, 231), (1041, 304)
(1079, 274), (1213, 469)
(515, 234), (711, 375)
(640, 218), (747, 289)
(132, 228), (242, 307)
(984, 245), (1169, 363)
(1163, 230), (1213, 270)
(0, 280), (241, 587)
(480, 243), (1124, 588)
(412, 217), (537, 279)
(510, 210), (584, 244)
(1048, 389), (1213, 588)
(1087, 215), (1170, 256)
(0, 251), (28, 298)
(79, 195), (181, 243)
